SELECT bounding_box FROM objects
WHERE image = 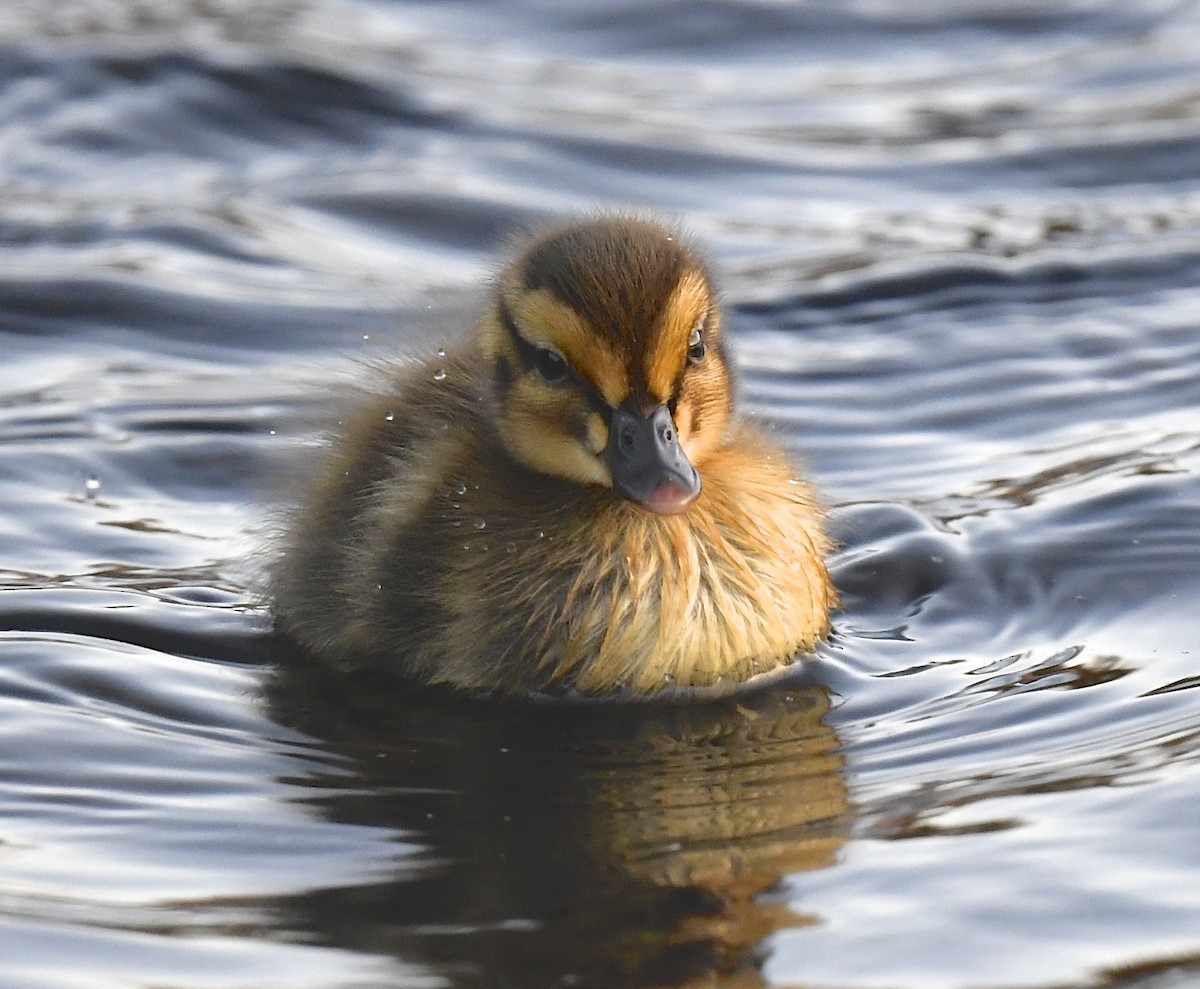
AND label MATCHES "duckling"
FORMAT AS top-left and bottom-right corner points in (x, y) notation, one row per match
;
(271, 216), (836, 697)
